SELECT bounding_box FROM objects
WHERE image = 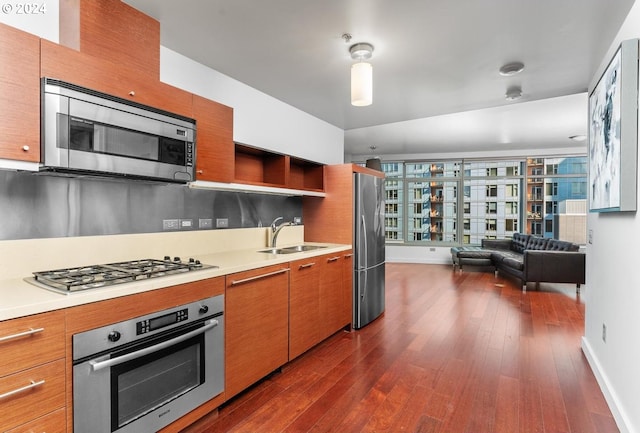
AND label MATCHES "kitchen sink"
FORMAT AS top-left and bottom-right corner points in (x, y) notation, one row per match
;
(257, 245), (327, 254)
(258, 248), (291, 254)
(281, 245), (327, 252)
